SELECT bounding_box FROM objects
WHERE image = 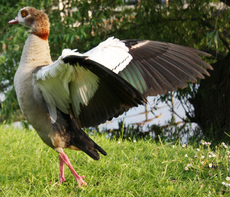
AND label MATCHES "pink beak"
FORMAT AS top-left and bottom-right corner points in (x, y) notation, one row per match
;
(8, 16), (19, 24)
